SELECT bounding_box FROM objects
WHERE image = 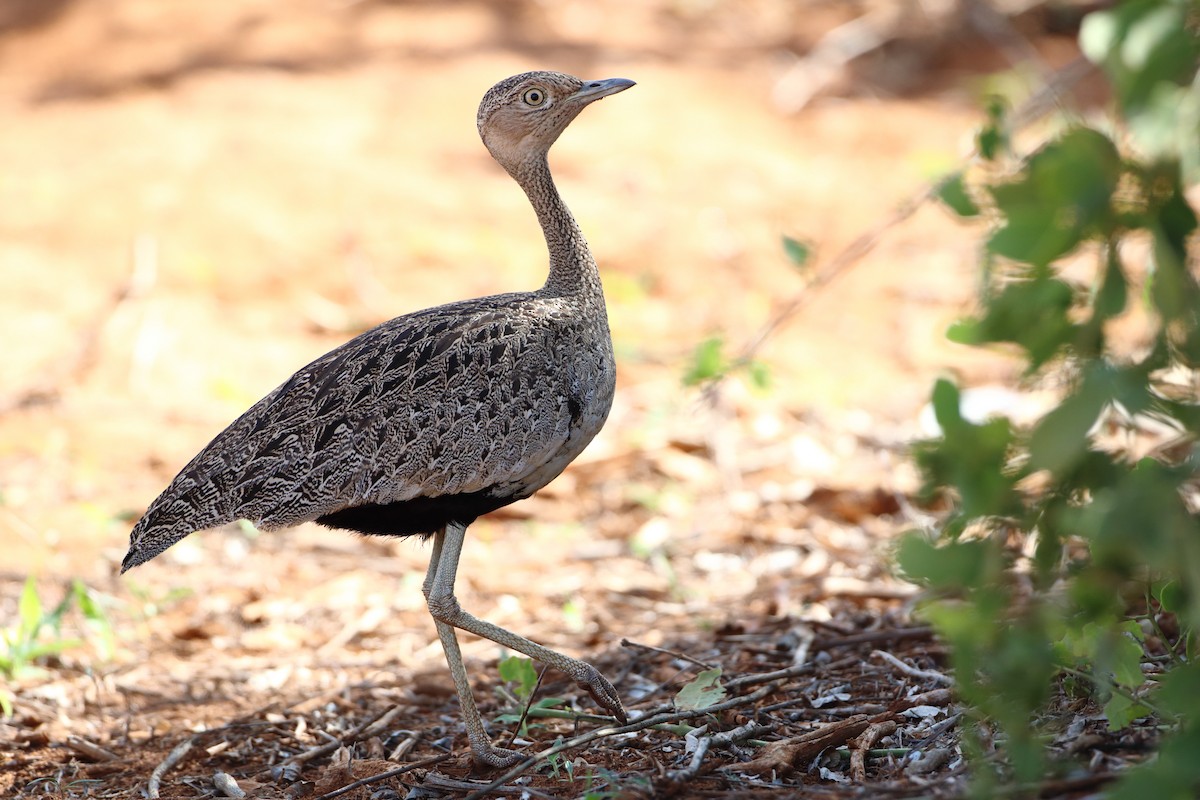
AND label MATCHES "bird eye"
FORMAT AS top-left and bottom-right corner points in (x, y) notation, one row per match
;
(522, 88), (546, 107)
